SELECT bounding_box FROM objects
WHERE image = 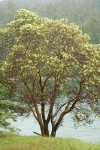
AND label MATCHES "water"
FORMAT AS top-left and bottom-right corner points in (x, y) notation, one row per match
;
(11, 113), (100, 143)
